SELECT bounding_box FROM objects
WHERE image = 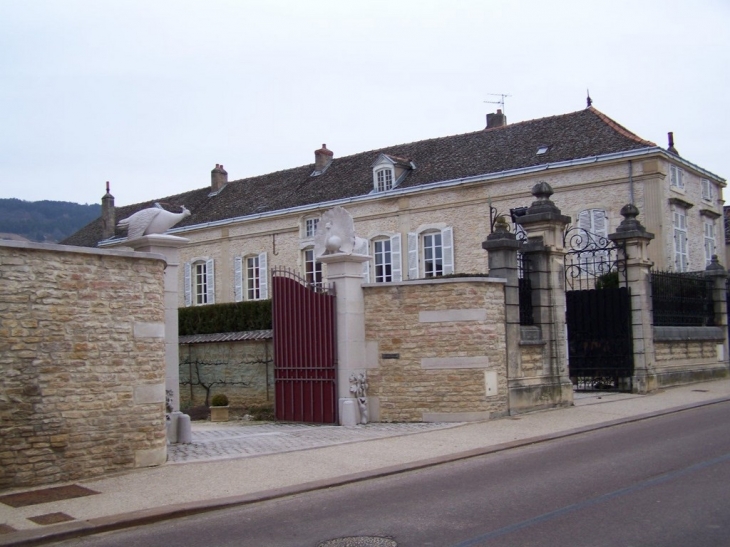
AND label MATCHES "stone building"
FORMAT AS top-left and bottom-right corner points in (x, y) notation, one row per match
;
(64, 105), (726, 305)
